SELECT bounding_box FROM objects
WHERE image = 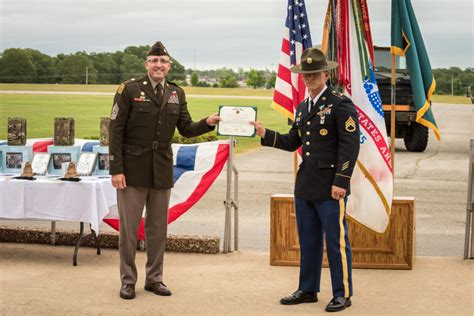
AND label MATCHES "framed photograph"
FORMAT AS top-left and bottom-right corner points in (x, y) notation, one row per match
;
(76, 152), (97, 176)
(98, 153), (110, 170)
(31, 153), (51, 175)
(47, 145), (80, 175)
(52, 153), (71, 170)
(217, 105), (257, 137)
(6, 152), (23, 169)
(0, 145), (33, 174)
